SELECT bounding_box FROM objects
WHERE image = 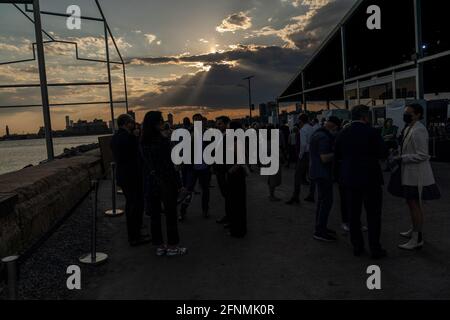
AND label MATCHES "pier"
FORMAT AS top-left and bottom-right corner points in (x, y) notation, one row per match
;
(2, 157), (449, 300)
